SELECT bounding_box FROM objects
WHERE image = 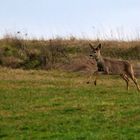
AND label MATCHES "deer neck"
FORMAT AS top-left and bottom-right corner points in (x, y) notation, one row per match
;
(95, 55), (105, 71)
(95, 55), (104, 63)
